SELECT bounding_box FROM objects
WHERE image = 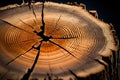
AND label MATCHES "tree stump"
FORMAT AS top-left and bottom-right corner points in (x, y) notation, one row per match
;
(0, 1), (119, 80)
